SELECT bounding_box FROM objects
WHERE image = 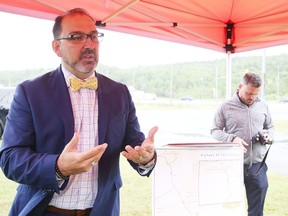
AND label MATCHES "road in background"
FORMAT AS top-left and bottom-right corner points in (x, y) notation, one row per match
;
(136, 100), (288, 176)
